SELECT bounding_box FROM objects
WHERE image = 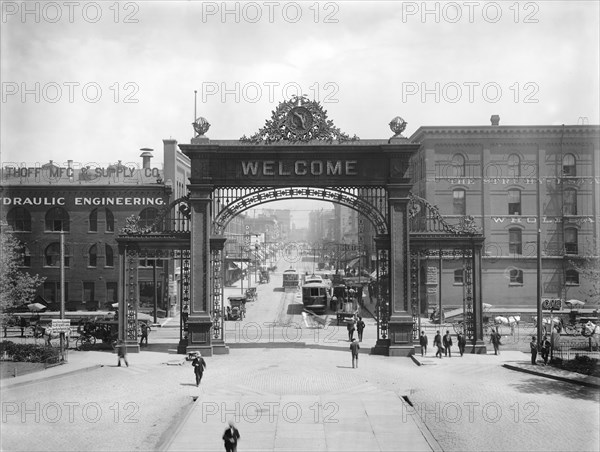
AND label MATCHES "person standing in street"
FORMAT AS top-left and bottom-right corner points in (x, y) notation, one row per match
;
(490, 328), (501, 355)
(356, 316), (365, 342)
(434, 330), (443, 359)
(530, 336), (538, 365)
(347, 318), (356, 342)
(192, 352), (206, 386)
(139, 322), (150, 346)
(222, 421), (240, 452)
(540, 335), (551, 365)
(350, 338), (360, 368)
(443, 330), (453, 357)
(457, 332), (466, 357)
(419, 331), (428, 357)
(116, 340), (129, 367)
